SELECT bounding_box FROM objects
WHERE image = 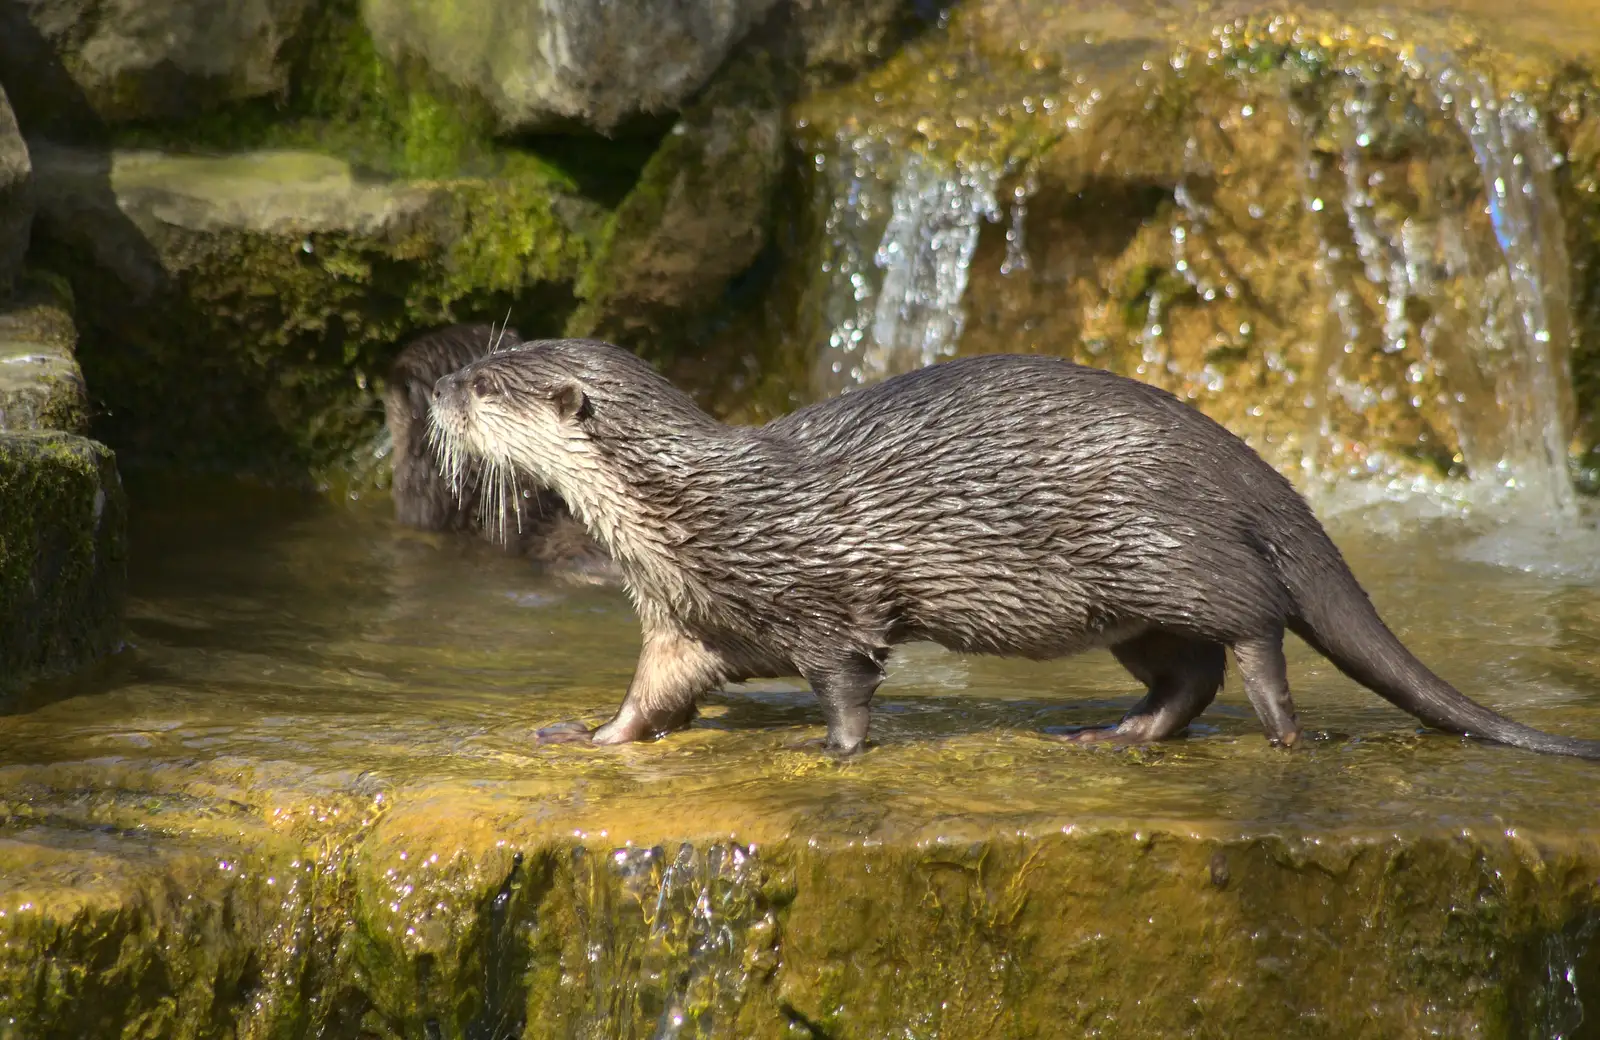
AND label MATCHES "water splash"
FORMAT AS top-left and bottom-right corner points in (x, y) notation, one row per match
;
(1298, 56), (1579, 518)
